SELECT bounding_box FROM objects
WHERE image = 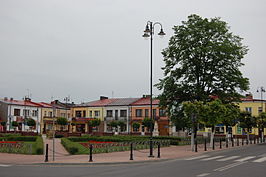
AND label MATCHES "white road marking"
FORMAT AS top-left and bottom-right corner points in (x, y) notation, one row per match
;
(185, 155), (210, 160)
(201, 156), (224, 161)
(197, 173), (210, 177)
(217, 156), (240, 162)
(235, 156), (256, 162)
(253, 157), (266, 163)
(0, 164), (11, 167)
(214, 161), (247, 172)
